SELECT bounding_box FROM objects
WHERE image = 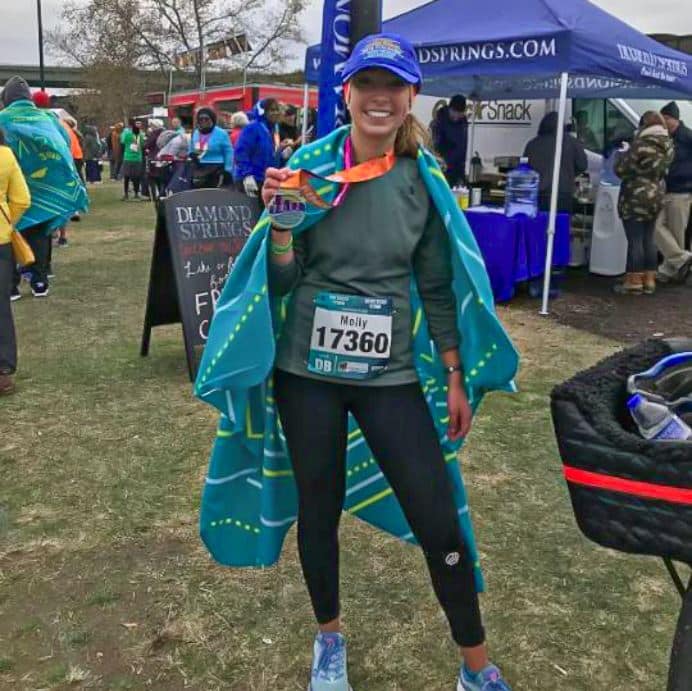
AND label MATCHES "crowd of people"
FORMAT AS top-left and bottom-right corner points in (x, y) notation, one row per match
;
(100, 100), (312, 206)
